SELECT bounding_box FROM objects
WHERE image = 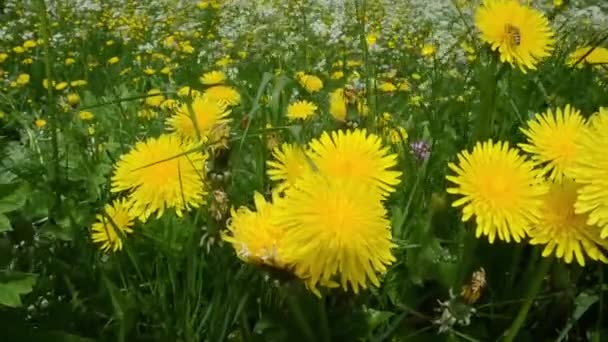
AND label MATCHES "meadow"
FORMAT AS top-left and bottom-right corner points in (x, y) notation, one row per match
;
(1, 0), (608, 341)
